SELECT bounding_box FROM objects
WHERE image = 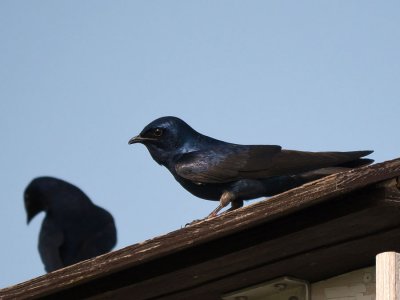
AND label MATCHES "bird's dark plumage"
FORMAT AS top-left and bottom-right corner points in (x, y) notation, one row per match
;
(24, 176), (117, 272)
(129, 116), (373, 218)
